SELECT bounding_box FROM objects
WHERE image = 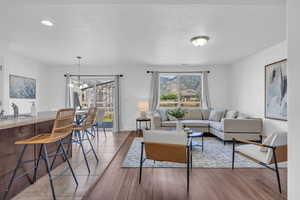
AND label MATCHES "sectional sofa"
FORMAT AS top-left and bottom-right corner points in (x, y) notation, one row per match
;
(151, 108), (263, 144)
